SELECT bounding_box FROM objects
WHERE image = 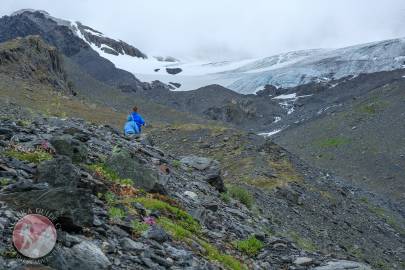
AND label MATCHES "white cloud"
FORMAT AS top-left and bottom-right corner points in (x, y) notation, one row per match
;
(1, 0), (405, 60)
